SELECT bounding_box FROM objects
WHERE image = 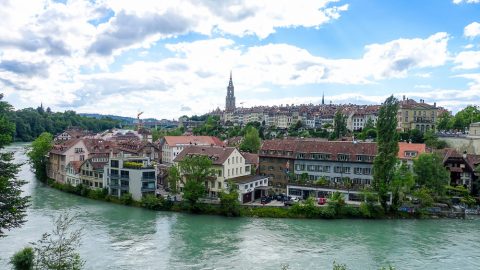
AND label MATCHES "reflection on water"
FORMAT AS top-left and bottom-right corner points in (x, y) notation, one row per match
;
(1, 144), (480, 270)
